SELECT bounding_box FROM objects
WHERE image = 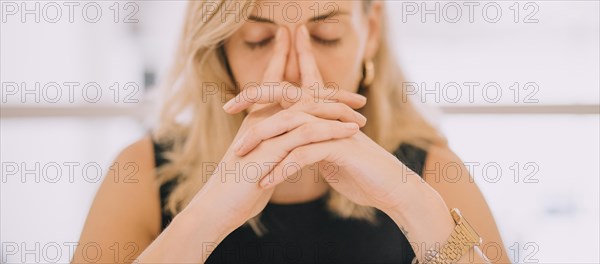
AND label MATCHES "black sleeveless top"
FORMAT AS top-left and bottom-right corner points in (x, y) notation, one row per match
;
(153, 141), (428, 264)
